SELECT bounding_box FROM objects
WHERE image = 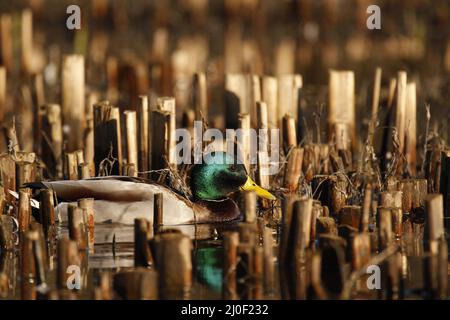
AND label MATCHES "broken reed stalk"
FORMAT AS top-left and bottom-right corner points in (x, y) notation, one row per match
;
(425, 146), (442, 194)
(16, 157), (36, 188)
(84, 92), (98, 175)
(398, 179), (418, 229)
(395, 71), (407, 159)
(279, 194), (300, 274)
(134, 218), (153, 267)
(291, 199), (313, 252)
(256, 102), (269, 152)
(351, 232), (371, 271)
(182, 109), (195, 138)
(435, 236), (449, 299)
(0, 188), (5, 214)
(360, 184), (372, 232)
(238, 222), (258, 247)
(193, 72), (207, 121)
(256, 103), (270, 205)
(278, 74), (302, 123)
(62, 54), (85, 152)
(94, 101), (122, 175)
(150, 110), (171, 177)
(317, 236), (346, 298)
(275, 39), (295, 75)
(68, 205), (88, 250)
(310, 252), (328, 299)
(0, 272), (6, 299)
(387, 78), (397, 109)
(3, 118), (20, 153)
(57, 238), (80, 290)
(153, 193), (163, 234)
(33, 74), (45, 150)
(391, 207), (403, 238)
(238, 113), (251, 173)
(262, 76), (278, 129)
(138, 96), (149, 176)
(78, 198), (94, 252)
(412, 178), (427, 209)
(40, 104), (63, 178)
(288, 198), (313, 299)
(0, 215), (14, 250)
(0, 67), (5, 121)
(333, 123), (351, 152)
(78, 163), (91, 179)
(124, 110), (138, 176)
(377, 207), (394, 250)
(18, 190), (31, 233)
(94, 272), (113, 300)
(225, 74), (250, 126)
(317, 216), (338, 236)
(156, 97), (176, 167)
(236, 242), (254, 299)
(64, 152), (78, 180)
(282, 114), (297, 152)
(0, 155), (16, 202)
(441, 151), (450, 228)
(263, 227), (275, 296)
(113, 268), (158, 300)
(75, 150), (84, 169)
(152, 232), (192, 299)
(250, 75), (262, 128)
(283, 147), (304, 192)
(257, 151), (271, 209)
(252, 246), (264, 300)
(339, 205), (361, 229)
(243, 190), (257, 223)
(0, 15), (13, 72)
(328, 70), (355, 150)
(123, 163), (136, 177)
(368, 67), (382, 145)
(21, 229), (38, 300)
(310, 202), (323, 245)
(222, 231), (239, 300)
(40, 189), (56, 240)
(30, 223), (48, 293)
(398, 182), (418, 211)
(424, 194), (444, 253)
(21, 9), (33, 75)
(380, 191), (403, 208)
(405, 82), (417, 175)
